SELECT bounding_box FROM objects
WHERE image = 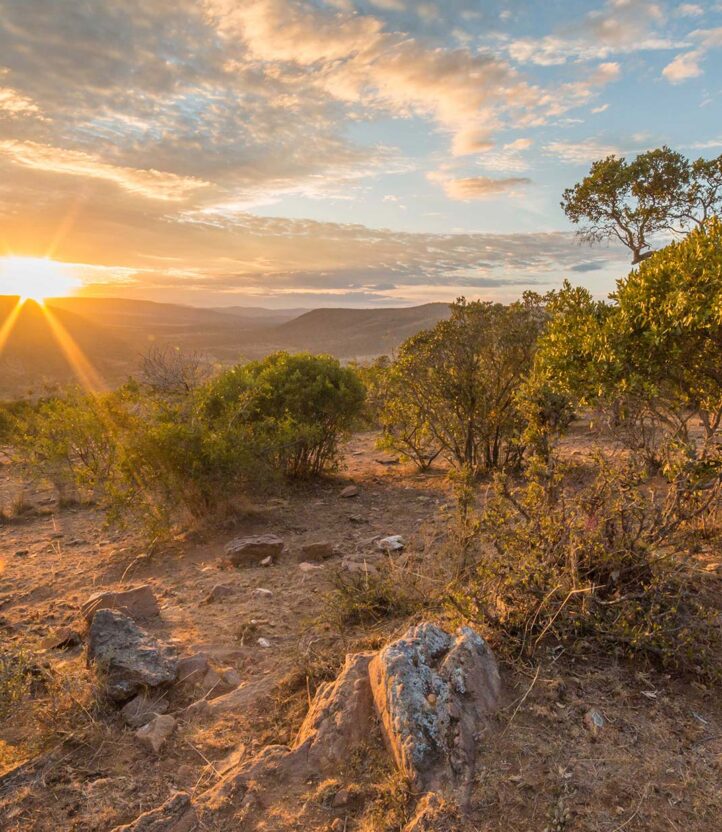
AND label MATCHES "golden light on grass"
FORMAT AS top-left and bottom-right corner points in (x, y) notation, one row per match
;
(0, 256), (80, 303)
